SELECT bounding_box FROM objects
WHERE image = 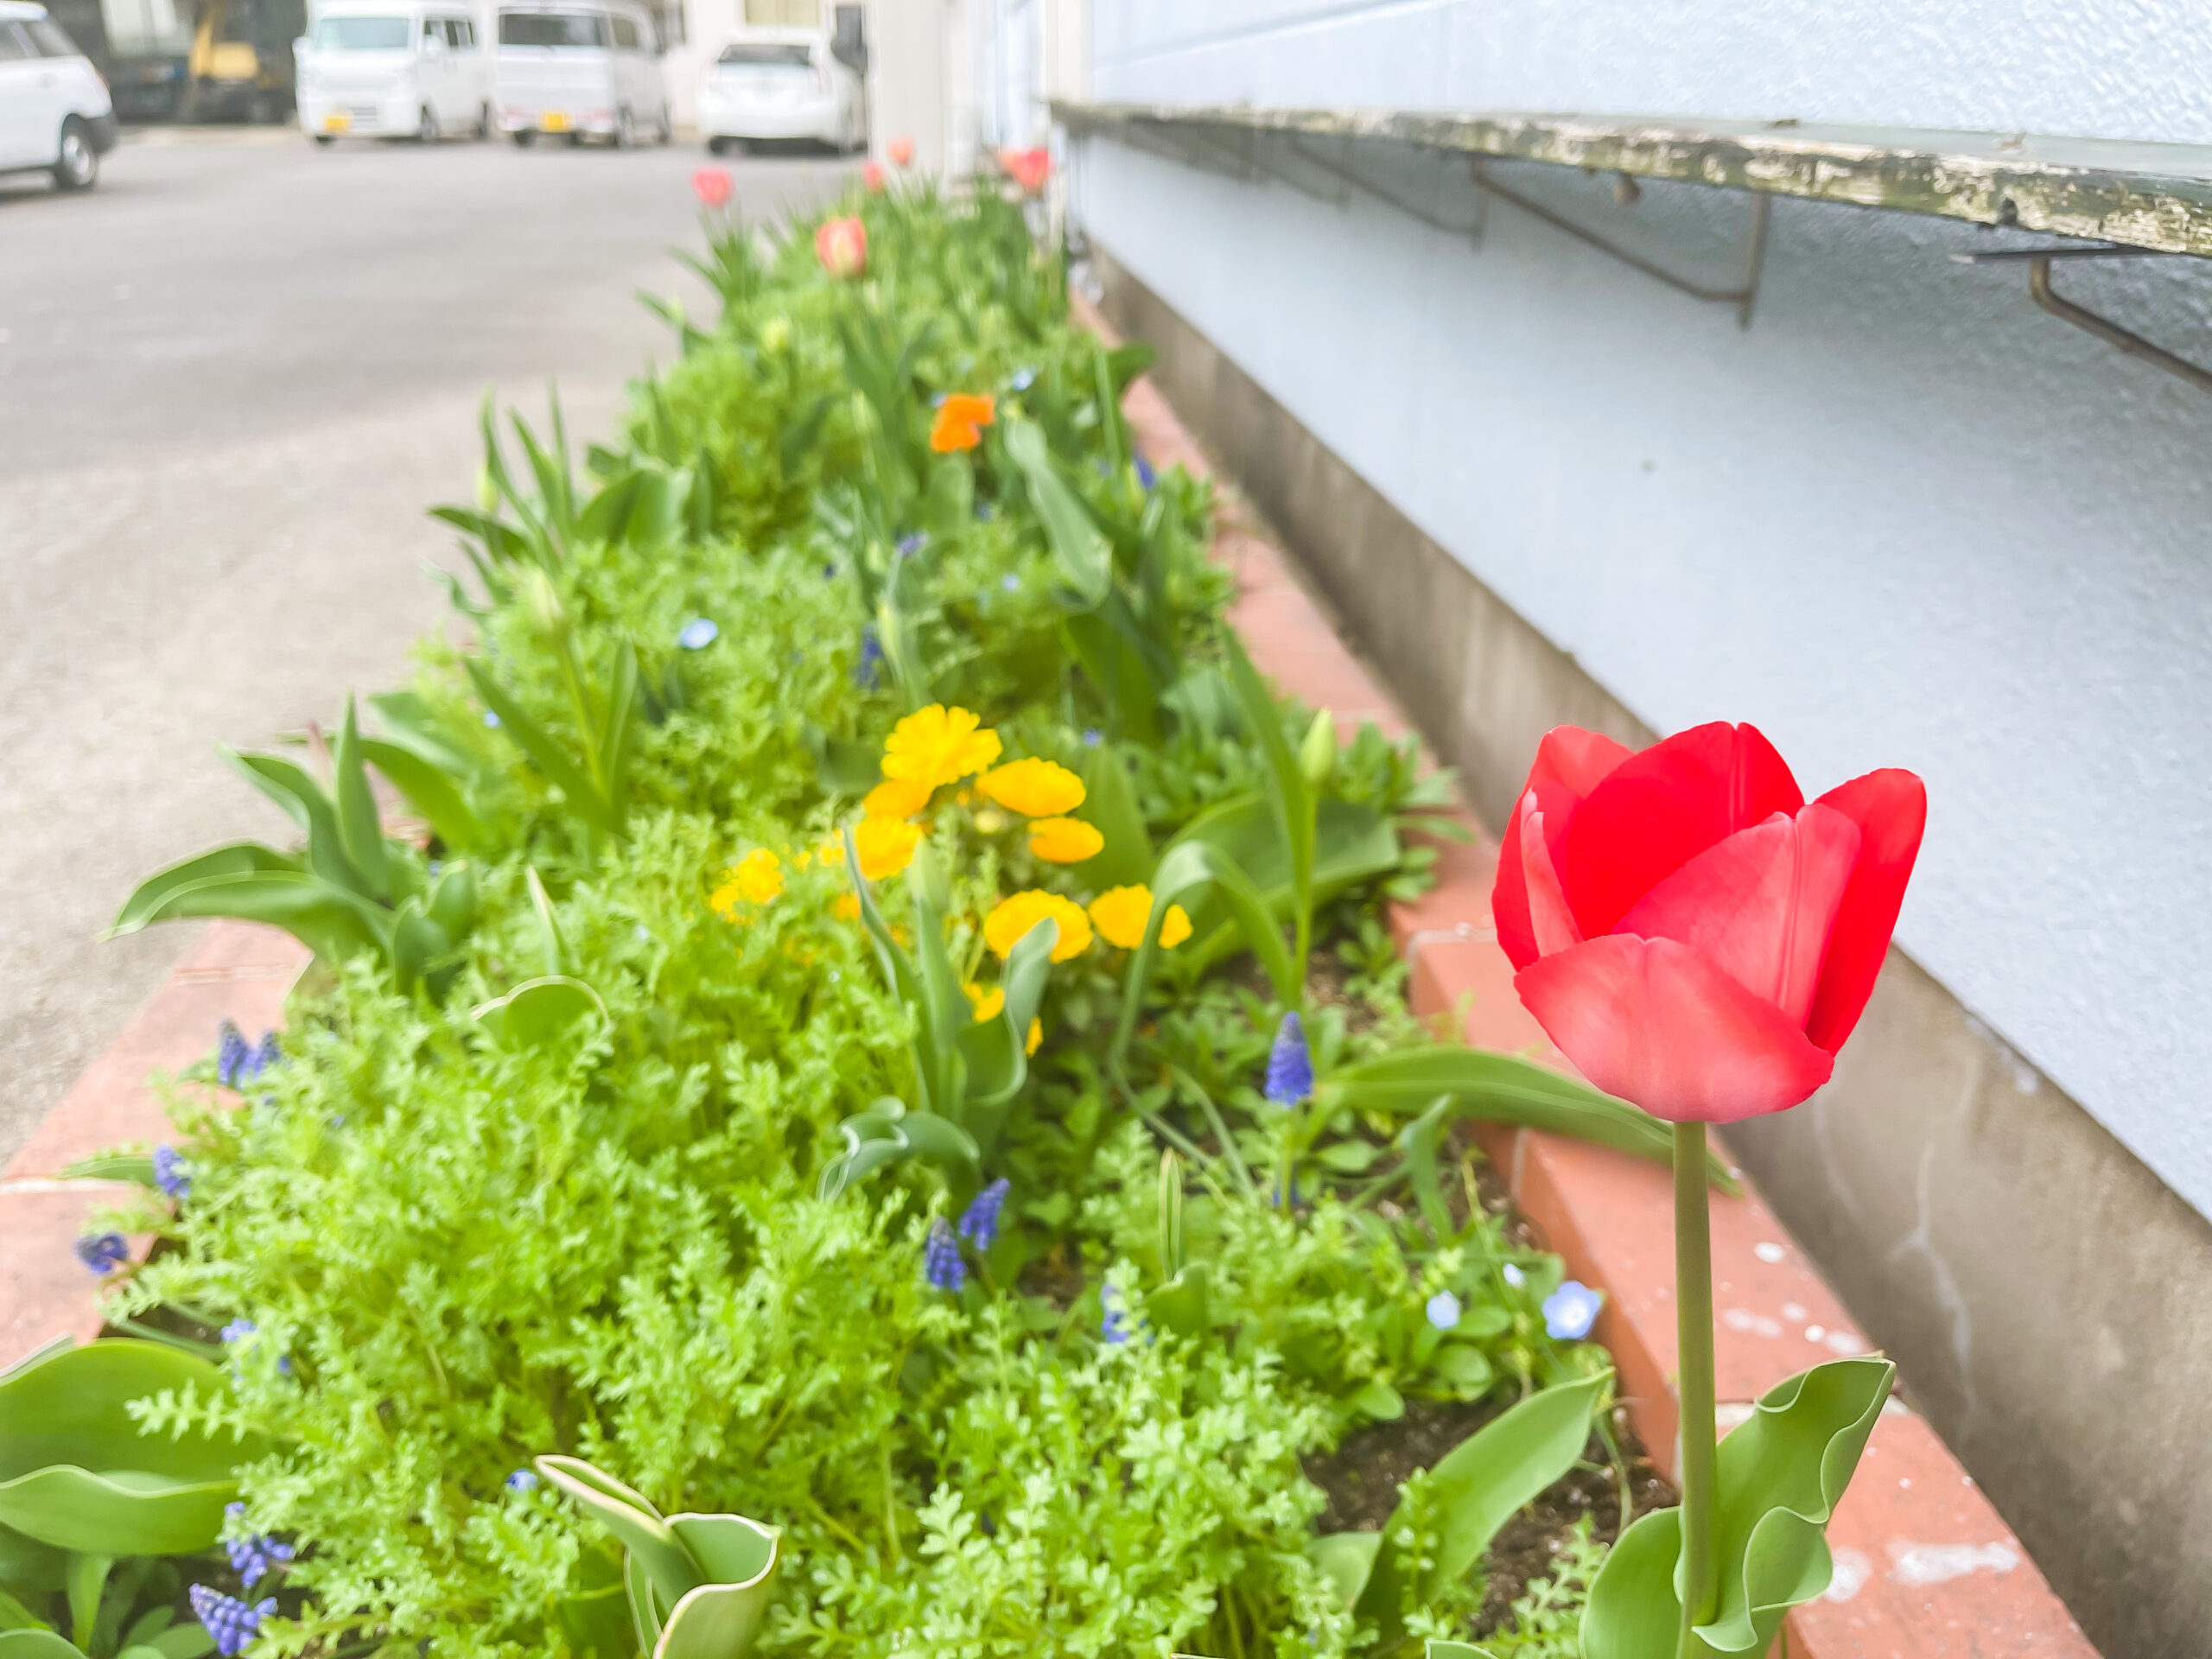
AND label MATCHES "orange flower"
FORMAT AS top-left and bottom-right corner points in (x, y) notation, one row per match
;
(930, 392), (996, 453)
(864, 777), (934, 820)
(978, 757), (1085, 817)
(1088, 885), (1192, 951)
(1028, 817), (1104, 864)
(984, 890), (1091, 961)
(815, 214), (868, 279)
(854, 817), (923, 881)
(882, 704), (1001, 789)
